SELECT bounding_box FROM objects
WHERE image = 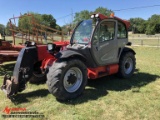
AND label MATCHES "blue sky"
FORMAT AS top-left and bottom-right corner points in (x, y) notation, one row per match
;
(0, 0), (160, 26)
